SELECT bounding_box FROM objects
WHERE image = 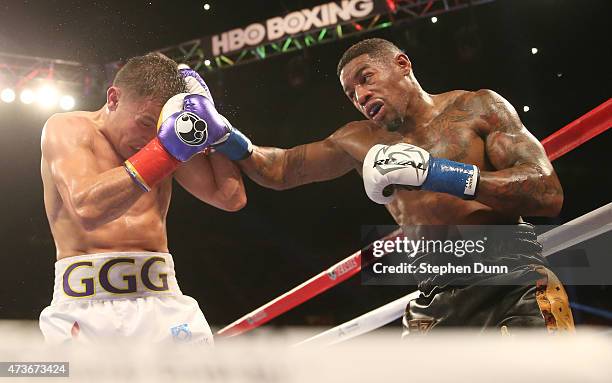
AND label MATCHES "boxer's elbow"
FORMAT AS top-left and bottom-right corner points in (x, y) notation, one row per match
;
(222, 192), (247, 212)
(216, 180), (247, 212)
(73, 204), (104, 231)
(539, 187), (563, 217)
(268, 179), (291, 191)
(538, 171), (563, 217)
(72, 190), (121, 230)
(524, 180), (563, 217)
